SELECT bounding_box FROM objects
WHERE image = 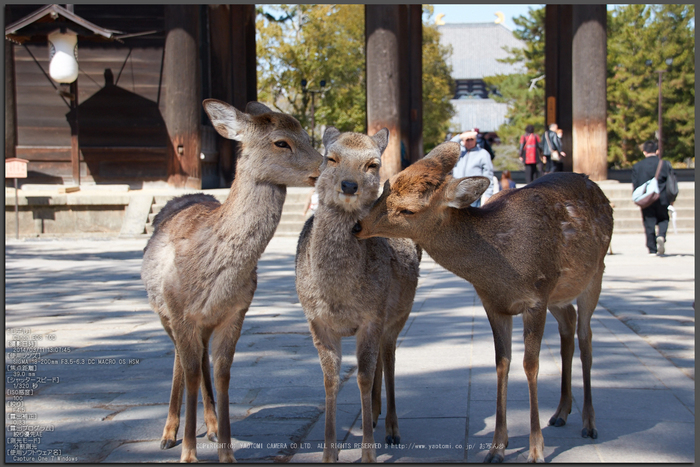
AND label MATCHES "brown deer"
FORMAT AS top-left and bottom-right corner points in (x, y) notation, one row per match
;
(355, 142), (613, 463)
(141, 99), (322, 463)
(295, 127), (421, 462)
